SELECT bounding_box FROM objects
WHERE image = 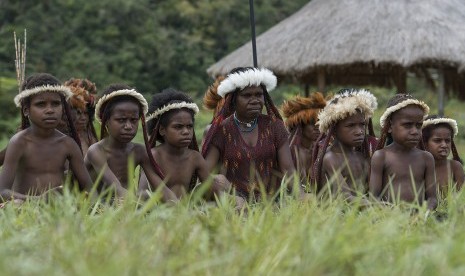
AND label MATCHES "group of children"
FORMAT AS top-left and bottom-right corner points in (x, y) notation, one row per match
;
(283, 89), (464, 210)
(0, 68), (463, 210)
